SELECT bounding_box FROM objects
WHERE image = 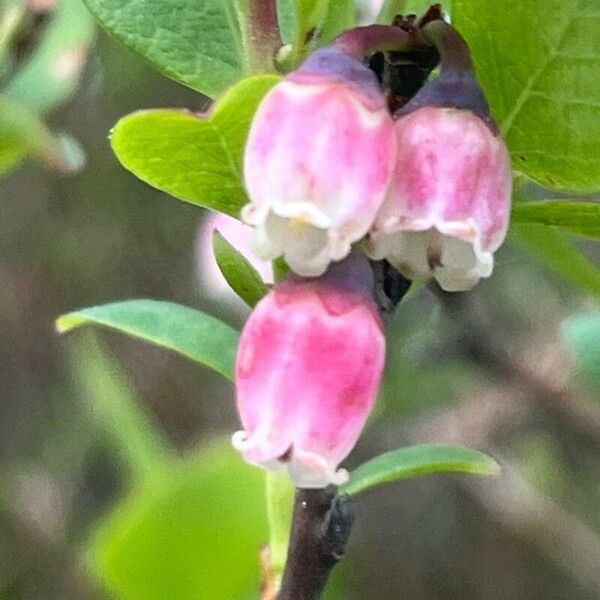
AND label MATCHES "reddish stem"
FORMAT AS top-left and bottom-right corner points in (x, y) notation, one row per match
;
(333, 24), (419, 60)
(421, 19), (474, 73)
